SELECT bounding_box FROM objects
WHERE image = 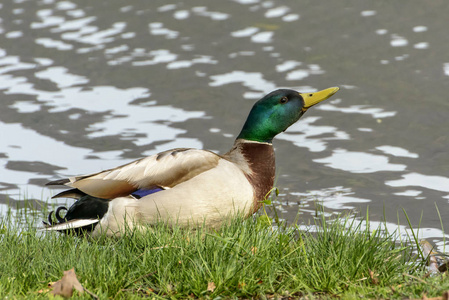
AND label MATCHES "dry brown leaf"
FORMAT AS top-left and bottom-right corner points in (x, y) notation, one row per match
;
(149, 245), (181, 250)
(368, 269), (379, 285)
(403, 273), (427, 284)
(207, 281), (216, 292)
(166, 283), (174, 292)
(51, 268), (84, 298)
(238, 282), (246, 289)
(420, 240), (440, 273)
(37, 288), (50, 294)
(391, 284), (403, 293)
(251, 246), (258, 254)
